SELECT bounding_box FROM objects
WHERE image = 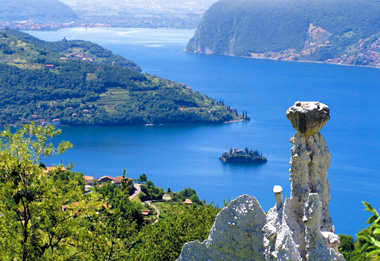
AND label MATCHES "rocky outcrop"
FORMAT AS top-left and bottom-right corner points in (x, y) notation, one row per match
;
(177, 101), (344, 261)
(178, 195), (267, 260)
